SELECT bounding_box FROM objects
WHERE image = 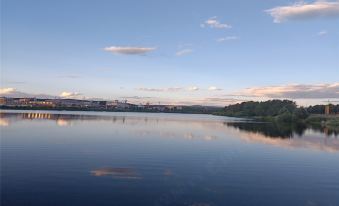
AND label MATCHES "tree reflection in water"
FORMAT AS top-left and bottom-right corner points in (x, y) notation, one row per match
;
(225, 121), (338, 138)
(1, 111), (337, 139)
